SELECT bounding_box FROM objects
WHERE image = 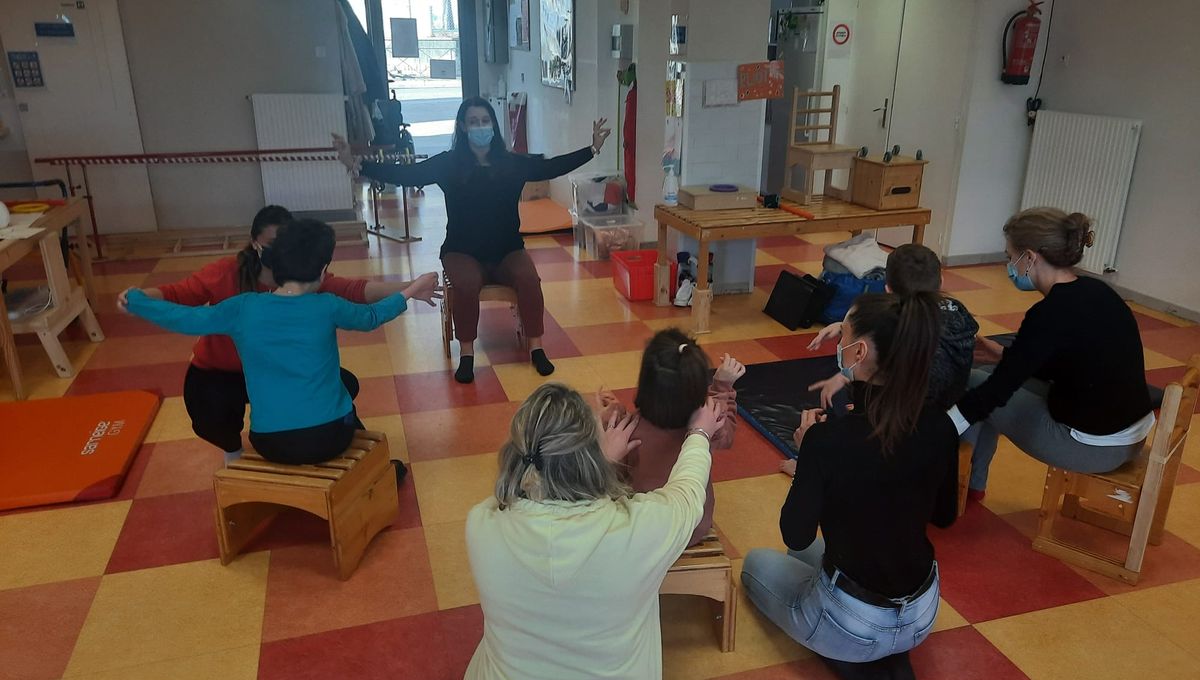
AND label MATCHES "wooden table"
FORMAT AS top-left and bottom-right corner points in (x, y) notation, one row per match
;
(654, 195), (931, 333)
(0, 199), (103, 399)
